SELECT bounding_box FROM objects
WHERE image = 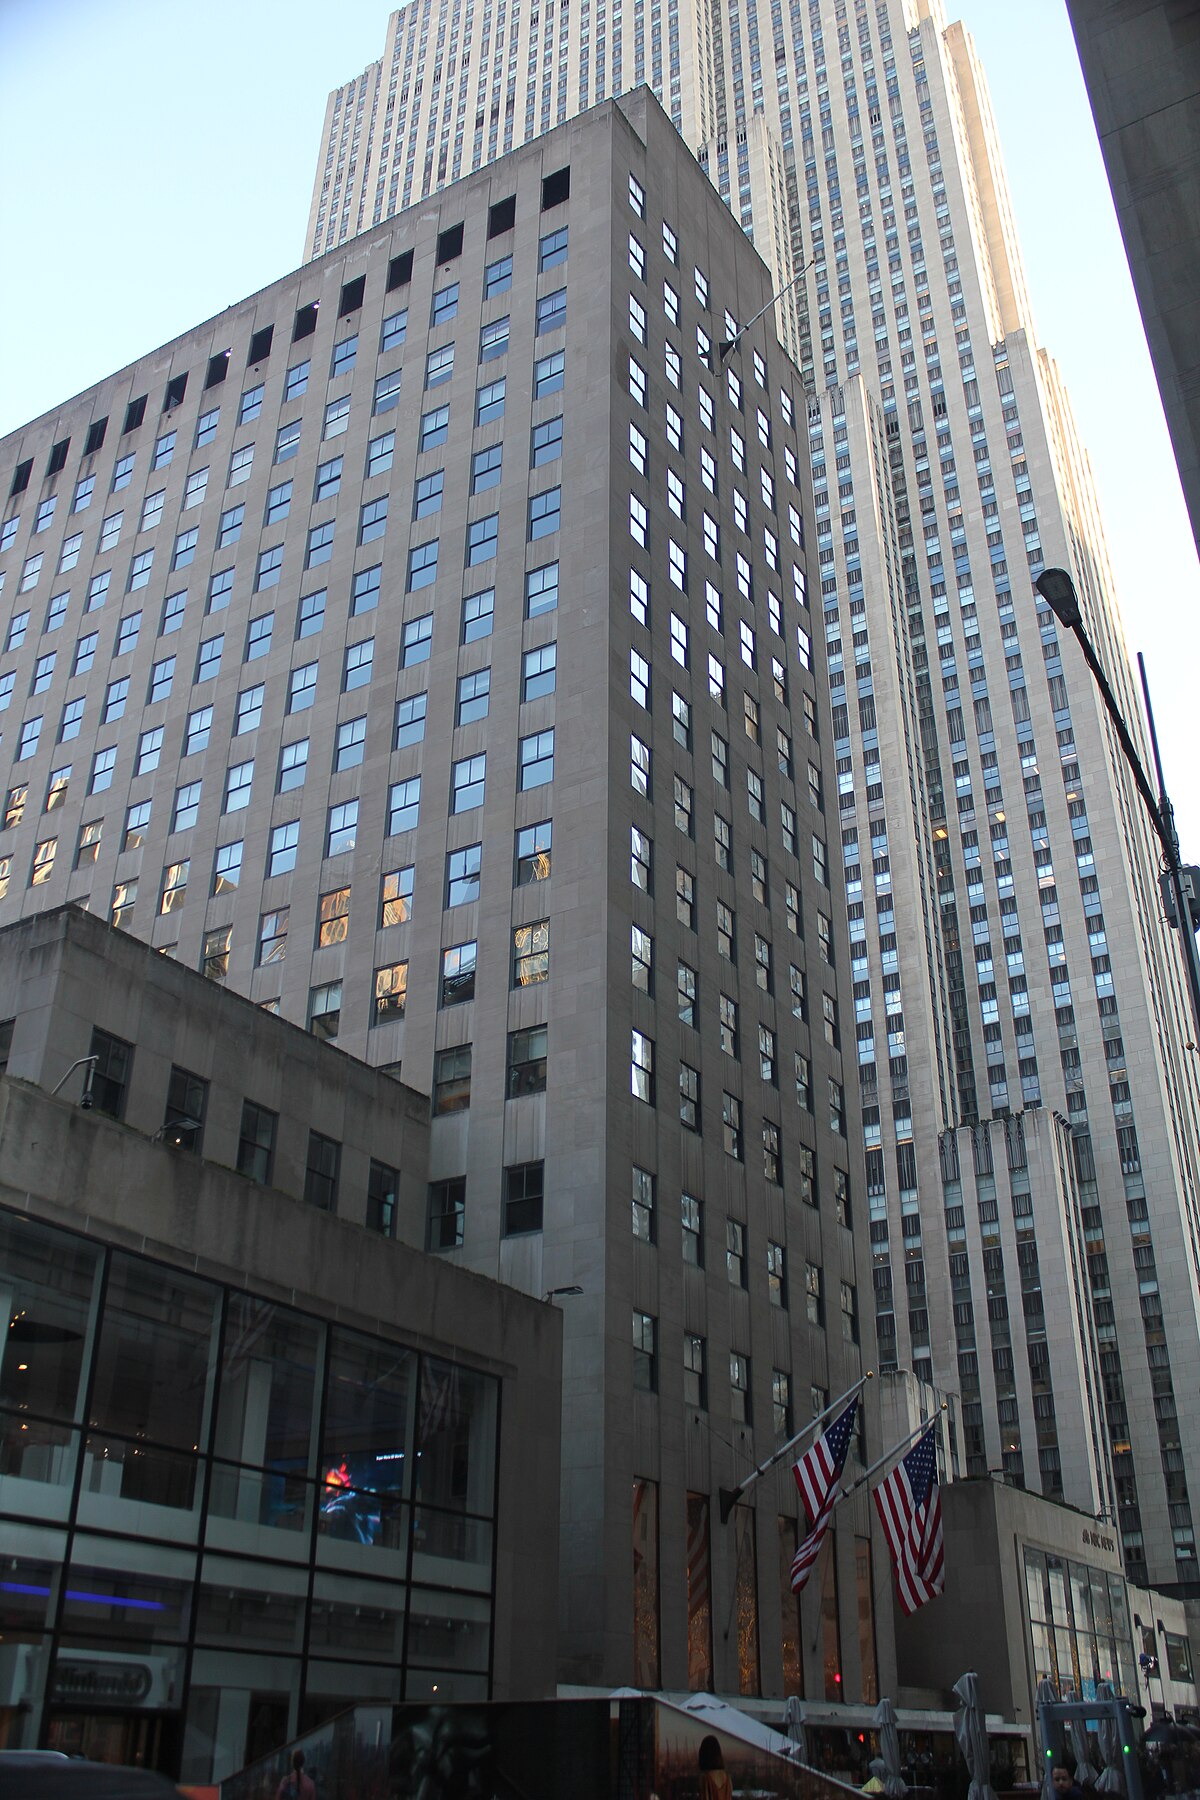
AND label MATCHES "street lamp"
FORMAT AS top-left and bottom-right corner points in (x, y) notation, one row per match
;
(1034, 567), (1200, 1045)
